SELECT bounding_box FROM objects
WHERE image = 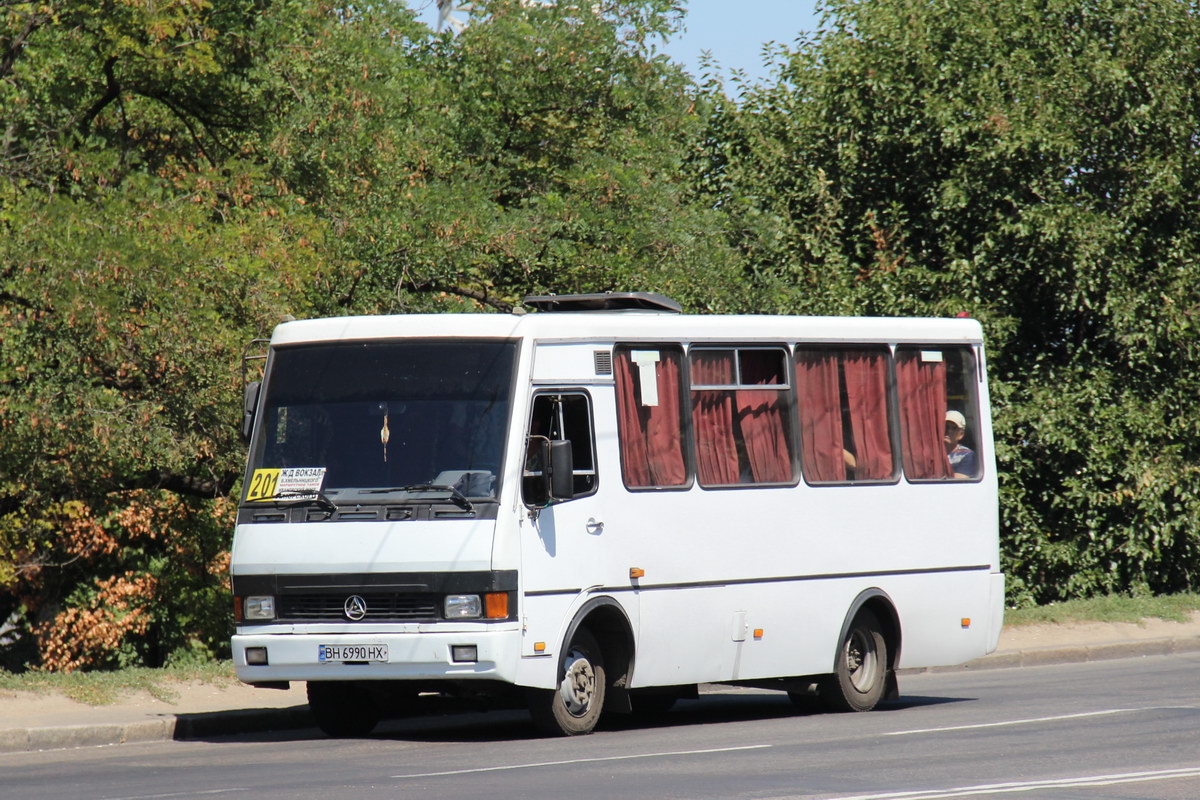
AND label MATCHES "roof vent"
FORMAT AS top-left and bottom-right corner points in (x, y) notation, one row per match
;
(522, 292), (682, 314)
